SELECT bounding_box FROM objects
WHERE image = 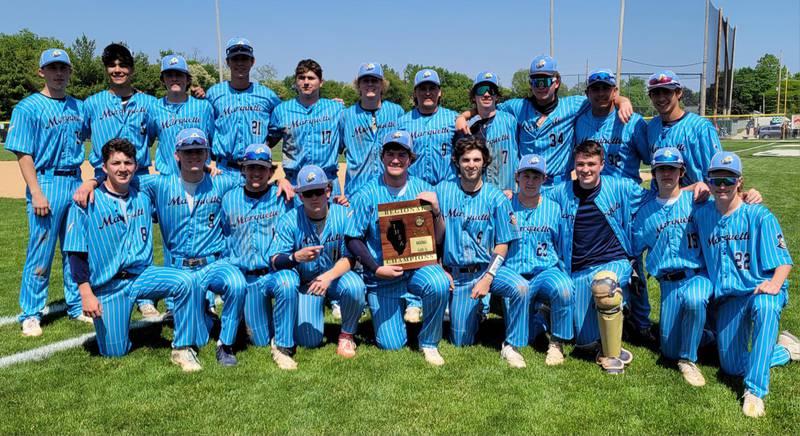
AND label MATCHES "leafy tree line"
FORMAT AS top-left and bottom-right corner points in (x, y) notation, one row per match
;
(0, 29), (797, 120)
